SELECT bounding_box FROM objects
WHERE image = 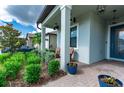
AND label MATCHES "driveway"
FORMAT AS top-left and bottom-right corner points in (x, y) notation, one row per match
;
(42, 60), (124, 87)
